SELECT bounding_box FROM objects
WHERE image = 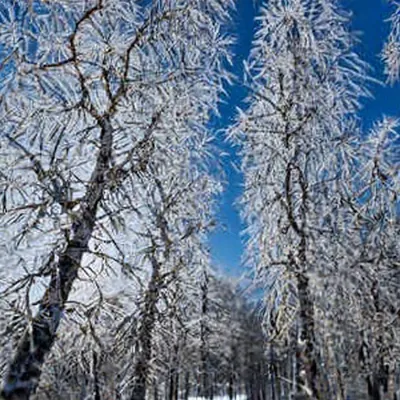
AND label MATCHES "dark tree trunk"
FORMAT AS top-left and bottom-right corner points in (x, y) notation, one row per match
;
(183, 371), (190, 400)
(168, 362), (179, 400)
(270, 346), (279, 400)
(168, 339), (180, 400)
(93, 350), (102, 400)
(296, 271), (320, 400)
(173, 372), (179, 400)
(130, 256), (161, 400)
(367, 375), (381, 400)
(1, 118), (113, 400)
(228, 371), (234, 400)
(199, 271), (211, 399)
(367, 363), (390, 400)
(284, 149), (321, 399)
(366, 280), (390, 400)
